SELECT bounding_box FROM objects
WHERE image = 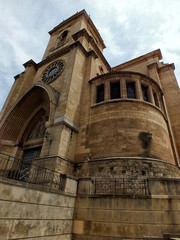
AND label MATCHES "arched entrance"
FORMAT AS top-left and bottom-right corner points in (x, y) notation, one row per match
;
(20, 108), (49, 169)
(0, 84), (57, 163)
